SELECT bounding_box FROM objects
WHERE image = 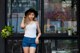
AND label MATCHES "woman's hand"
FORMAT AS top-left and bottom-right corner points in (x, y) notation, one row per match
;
(35, 21), (41, 44)
(35, 38), (39, 44)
